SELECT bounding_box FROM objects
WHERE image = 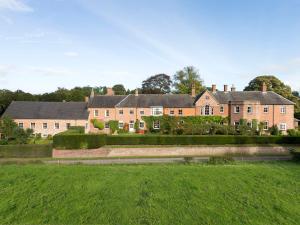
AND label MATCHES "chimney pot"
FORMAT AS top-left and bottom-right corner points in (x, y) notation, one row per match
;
(224, 85), (228, 92)
(231, 85), (236, 92)
(84, 96), (89, 102)
(212, 84), (217, 93)
(135, 88), (139, 96)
